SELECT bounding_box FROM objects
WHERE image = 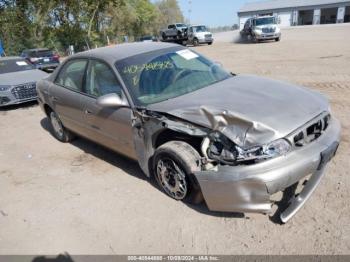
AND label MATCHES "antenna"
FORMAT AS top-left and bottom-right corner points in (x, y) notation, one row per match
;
(188, 0), (192, 24)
